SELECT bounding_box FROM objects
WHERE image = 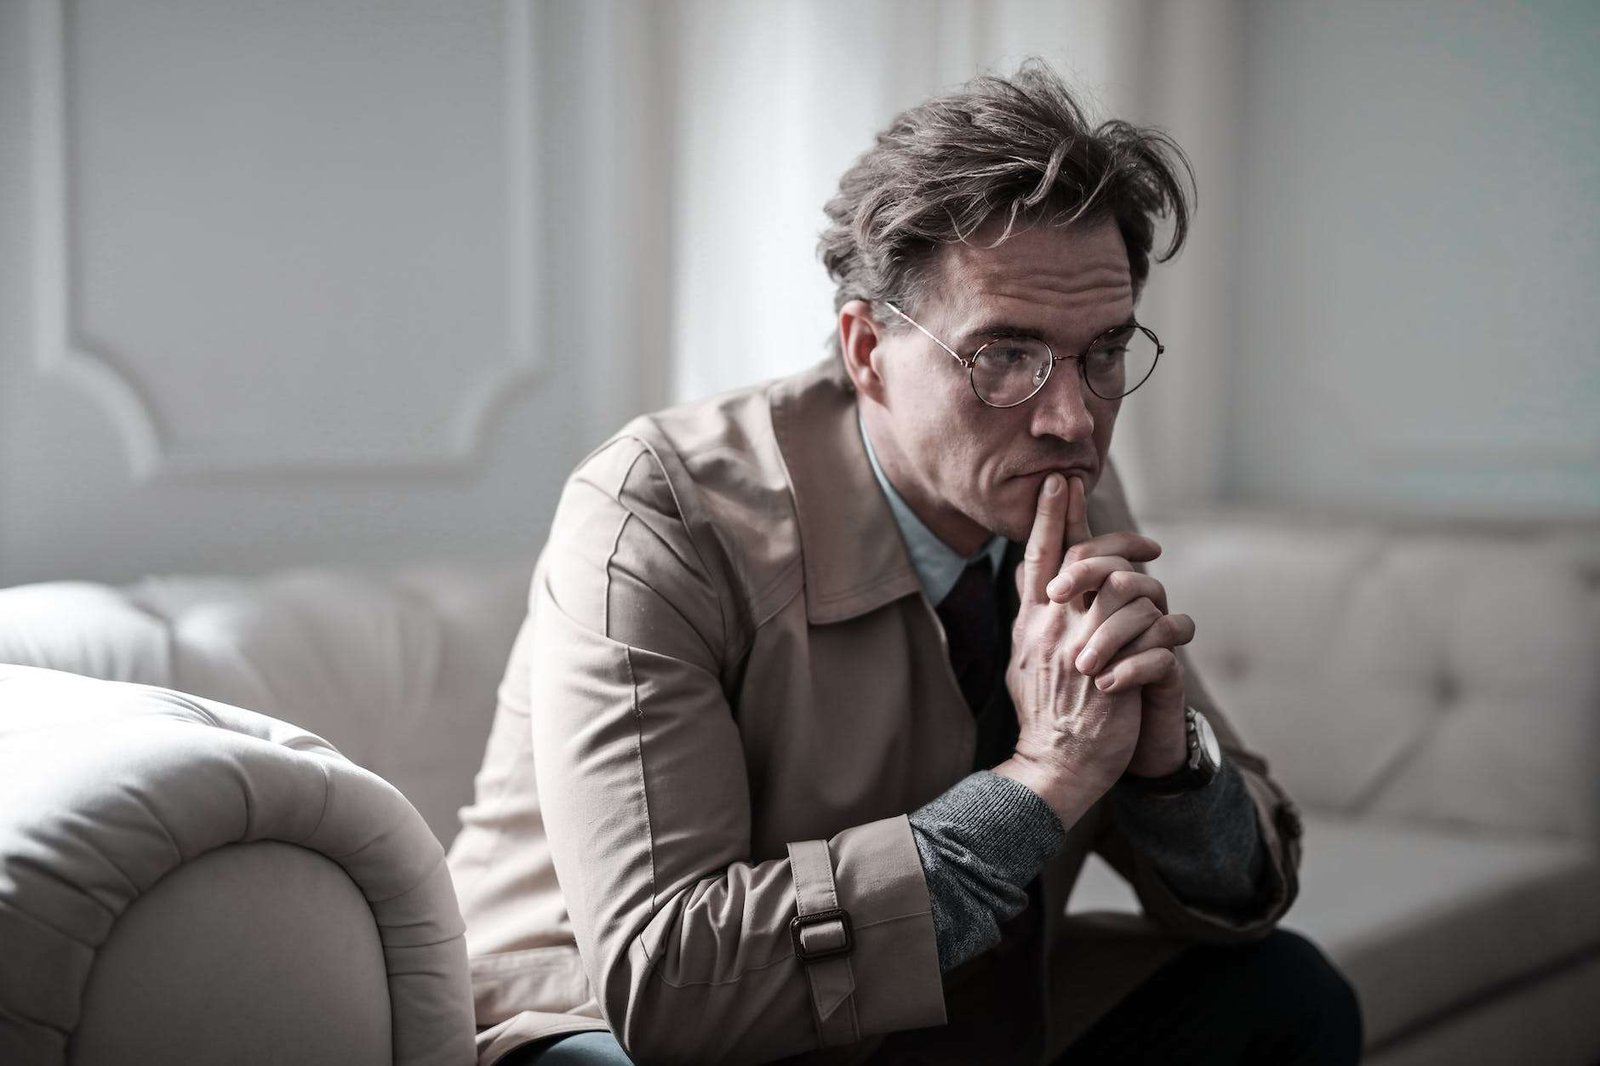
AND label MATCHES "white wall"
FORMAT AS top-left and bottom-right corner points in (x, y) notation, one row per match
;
(1229, 0), (1599, 517)
(0, 0), (673, 585)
